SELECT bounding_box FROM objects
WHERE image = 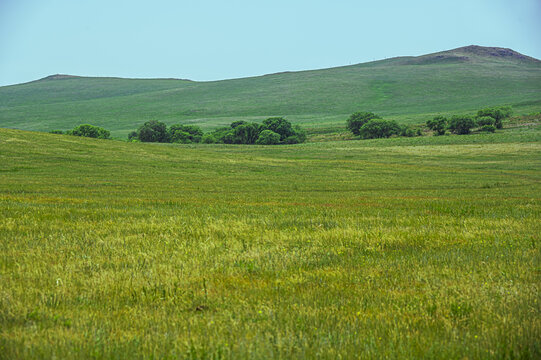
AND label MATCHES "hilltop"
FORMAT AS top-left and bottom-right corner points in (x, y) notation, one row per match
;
(0, 45), (540, 138)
